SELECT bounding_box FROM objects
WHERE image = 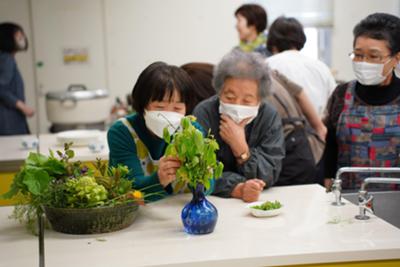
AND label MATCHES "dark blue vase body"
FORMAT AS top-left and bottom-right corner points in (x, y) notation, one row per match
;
(181, 184), (218, 234)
